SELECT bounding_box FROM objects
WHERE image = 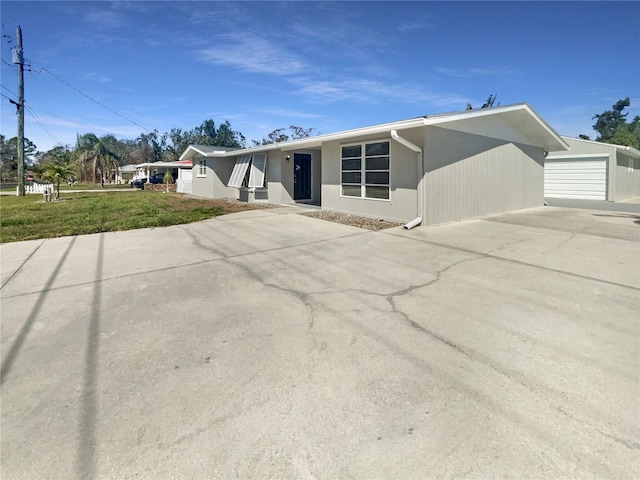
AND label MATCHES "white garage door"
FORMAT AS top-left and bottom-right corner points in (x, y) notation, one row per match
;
(544, 157), (607, 200)
(177, 169), (193, 194)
